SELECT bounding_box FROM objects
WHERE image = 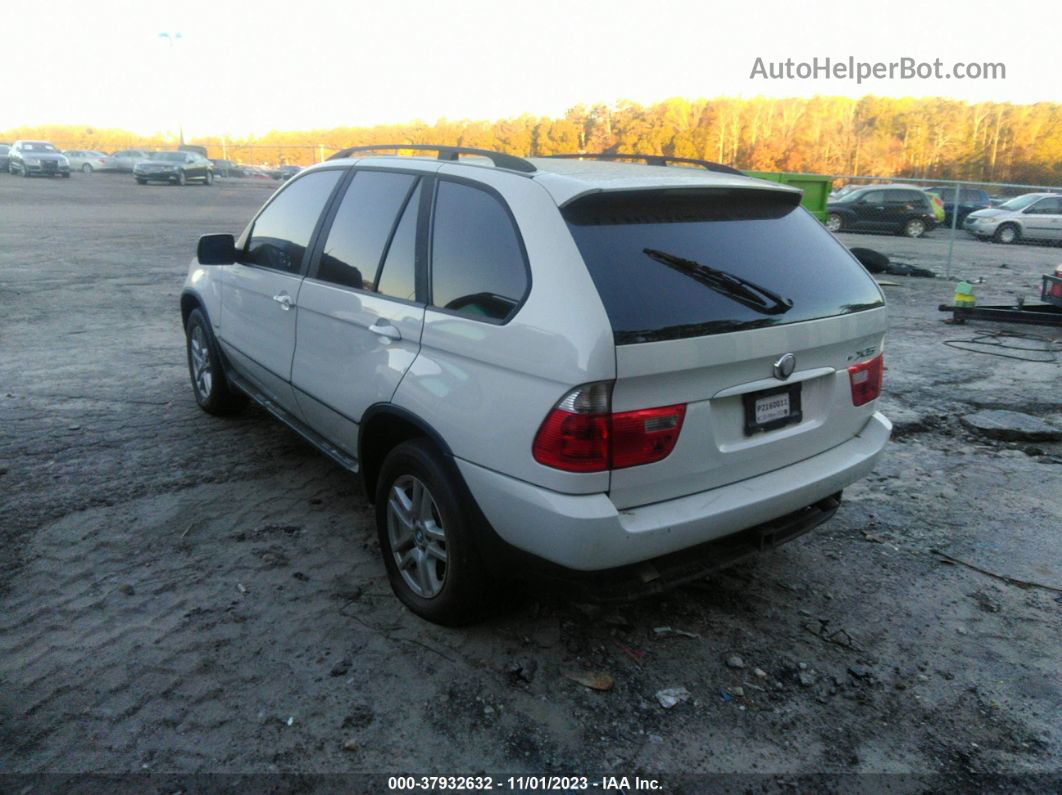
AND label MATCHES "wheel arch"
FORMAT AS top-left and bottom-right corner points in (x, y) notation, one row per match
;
(180, 289), (212, 330)
(359, 405), (456, 504)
